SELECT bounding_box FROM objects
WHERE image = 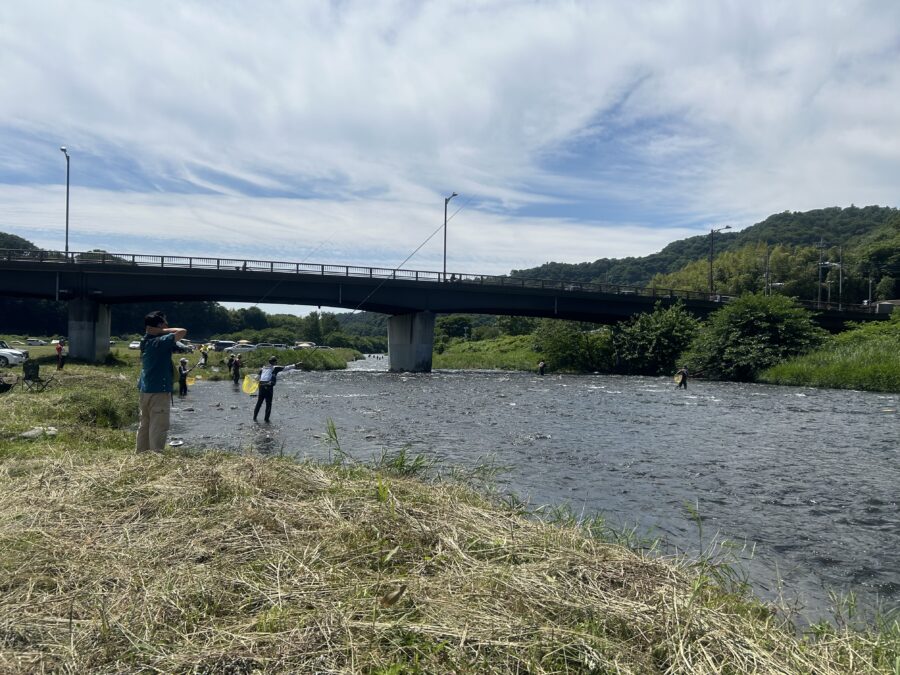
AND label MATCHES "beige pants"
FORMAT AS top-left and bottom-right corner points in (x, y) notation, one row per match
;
(136, 392), (171, 452)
